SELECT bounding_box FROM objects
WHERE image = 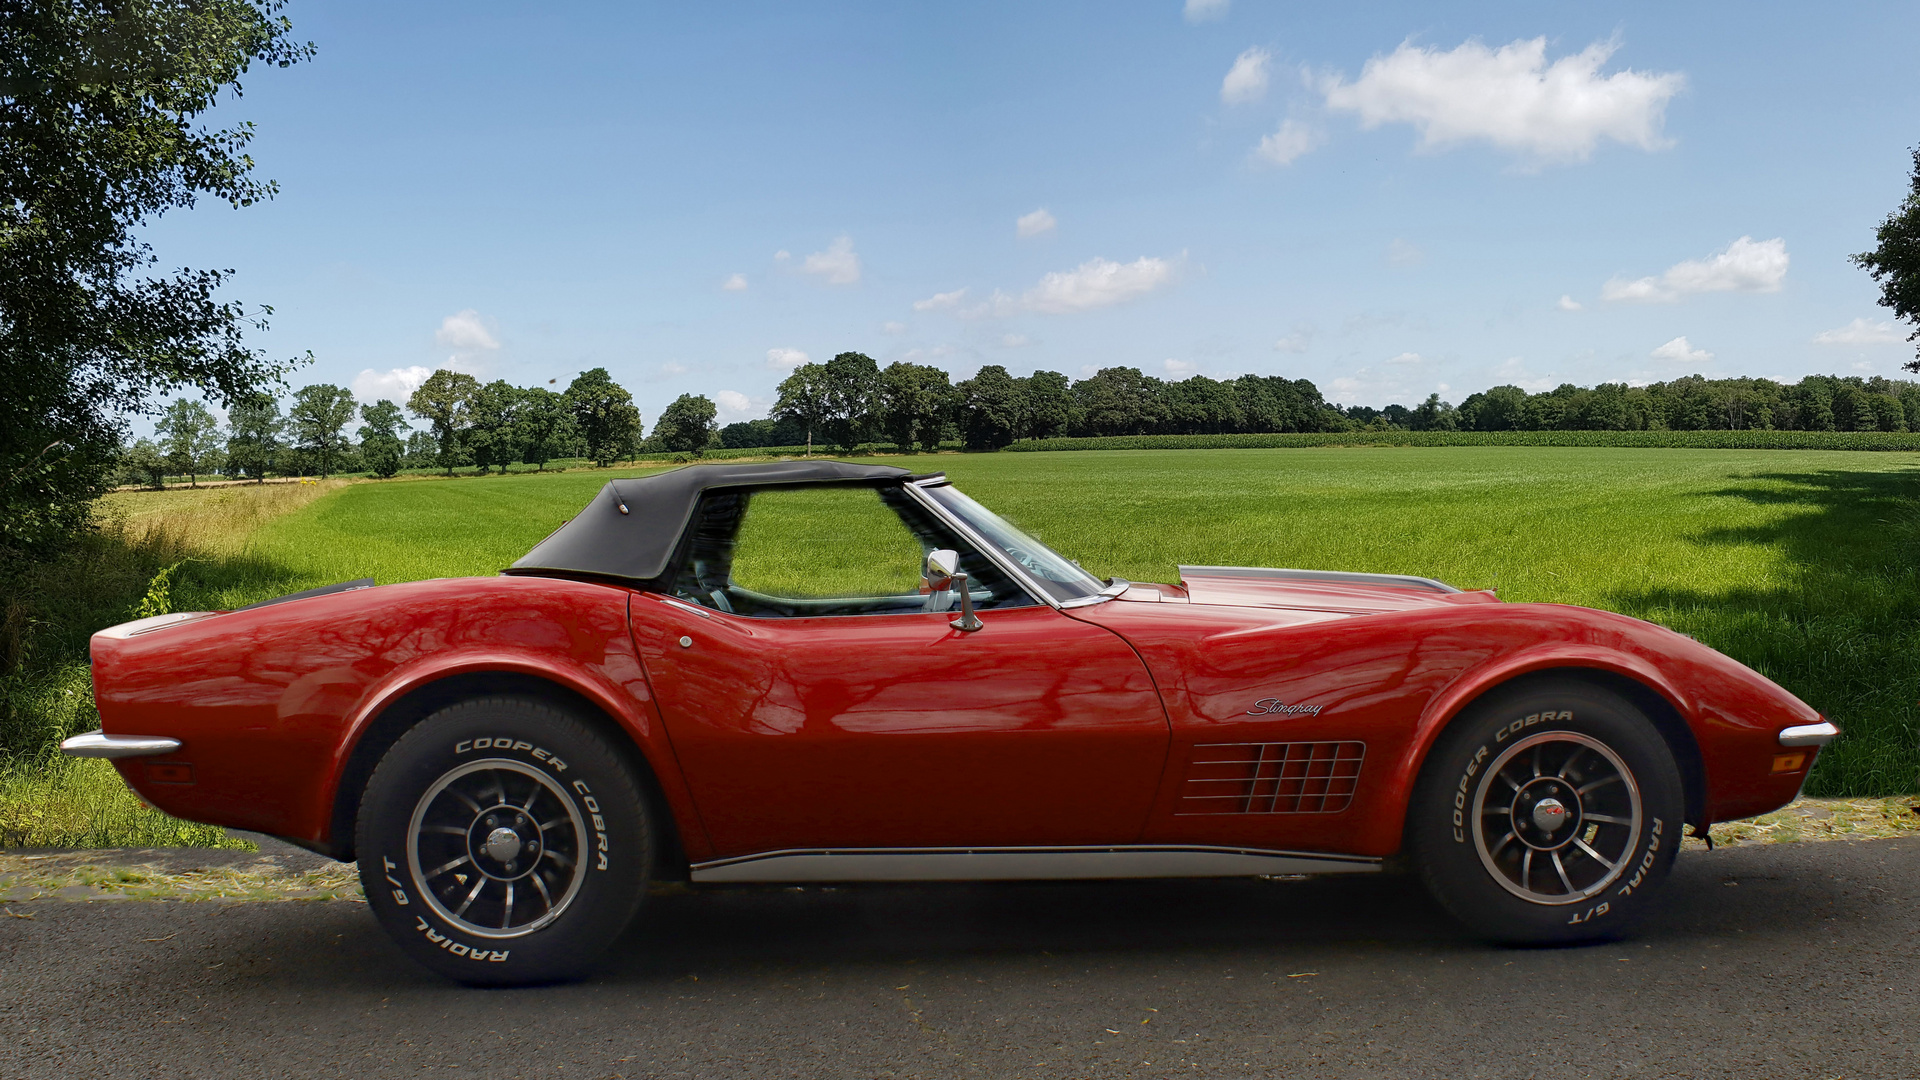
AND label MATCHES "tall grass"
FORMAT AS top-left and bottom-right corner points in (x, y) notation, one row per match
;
(0, 757), (232, 848)
(0, 481), (342, 848)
